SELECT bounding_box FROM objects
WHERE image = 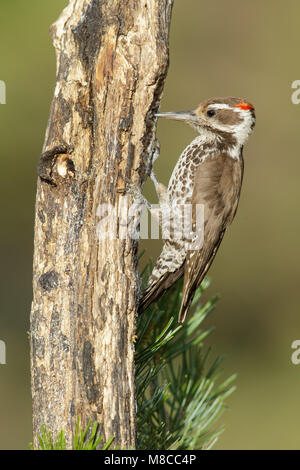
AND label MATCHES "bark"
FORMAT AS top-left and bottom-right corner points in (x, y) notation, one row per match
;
(30, 0), (173, 449)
